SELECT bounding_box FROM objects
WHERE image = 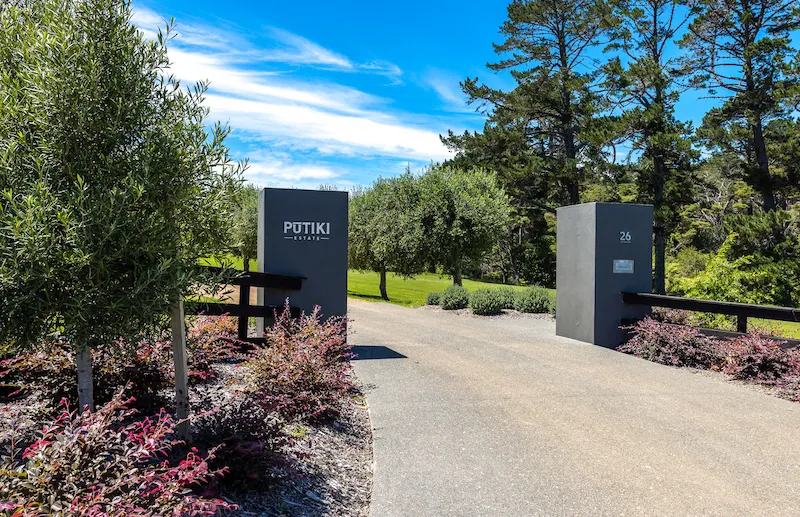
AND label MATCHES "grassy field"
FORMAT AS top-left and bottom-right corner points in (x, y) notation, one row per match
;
(347, 270), (551, 307)
(751, 319), (800, 339)
(199, 256), (799, 335)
